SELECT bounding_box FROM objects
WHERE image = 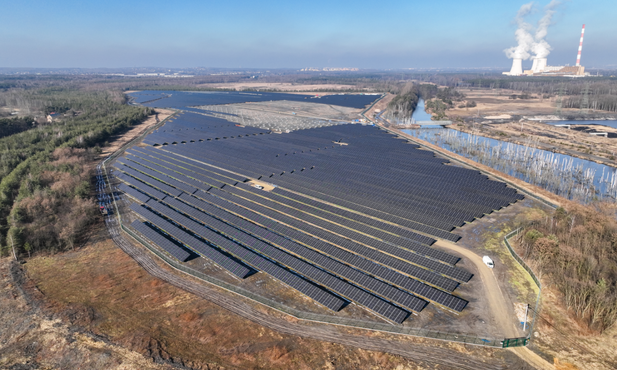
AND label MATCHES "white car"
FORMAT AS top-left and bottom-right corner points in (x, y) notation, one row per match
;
(482, 256), (494, 268)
